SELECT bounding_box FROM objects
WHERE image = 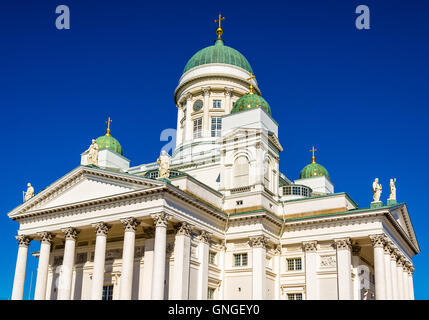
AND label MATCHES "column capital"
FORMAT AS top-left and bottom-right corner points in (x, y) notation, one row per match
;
(396, 256), (405, 267)
(61, 227), (79, 241)
(185, 92), (193, 101)
(390, 247), (398, 261)
(37, 232), (54, 244)
(369, 234), (386, 248)
(174, 221), (193, 237)
(224, 87), (233, 96)
(196, 230), (211, 244)
(121, 217), (140, 232)
(151, 212), (171, 228)
(201, 86), (211, 96)
(249, 235), (267, 249)
(92, 222), (111, 237)
(351, 245), (361, 256)
(302, 240), (318, 252)
(408, 266), (415, 275)
(143, 227), (155, 238)
(402, 259), (410, 272)
(15, 235), (32, 247)
(334, 238), (352, 251)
